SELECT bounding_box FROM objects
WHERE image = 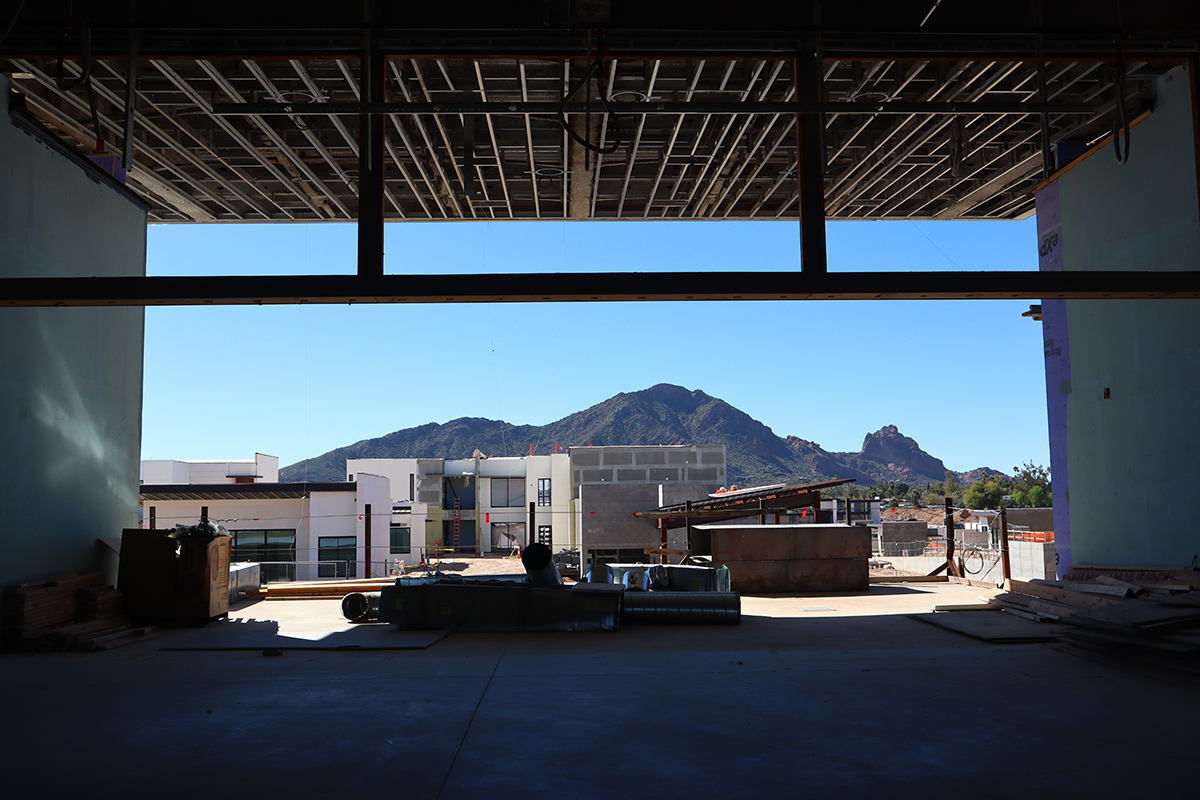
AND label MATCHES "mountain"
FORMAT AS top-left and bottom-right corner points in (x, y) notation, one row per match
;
(280, 384), (997, 487)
